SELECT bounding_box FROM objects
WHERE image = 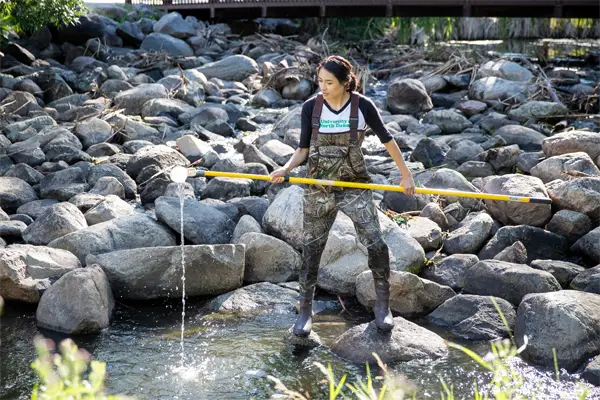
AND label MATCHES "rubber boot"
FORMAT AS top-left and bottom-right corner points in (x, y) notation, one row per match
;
(373, 278), (394, 331)
(293, 297), (313, 336)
